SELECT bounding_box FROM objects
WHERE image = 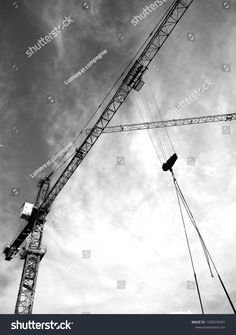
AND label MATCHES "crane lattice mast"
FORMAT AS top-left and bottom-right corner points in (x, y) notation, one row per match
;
(3, 0), (194, 314)
(14, 178), (50, 314)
